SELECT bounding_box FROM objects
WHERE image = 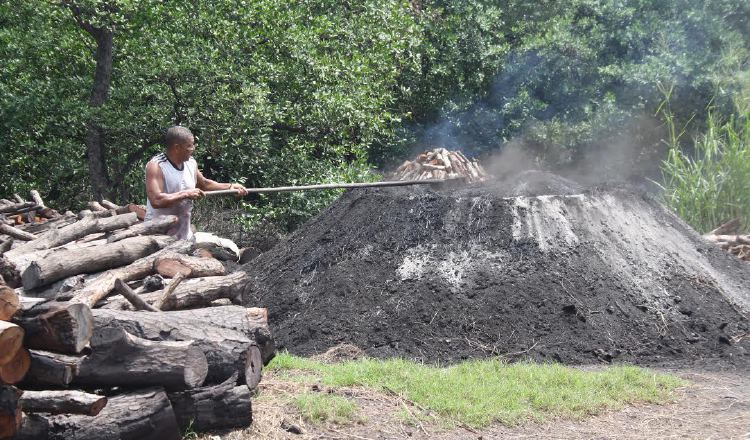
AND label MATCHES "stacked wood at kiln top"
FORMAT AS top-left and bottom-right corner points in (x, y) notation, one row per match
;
(703, 219), (750, 262)
(0, 191), (275, 440)
(391, 148), (488, 183)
